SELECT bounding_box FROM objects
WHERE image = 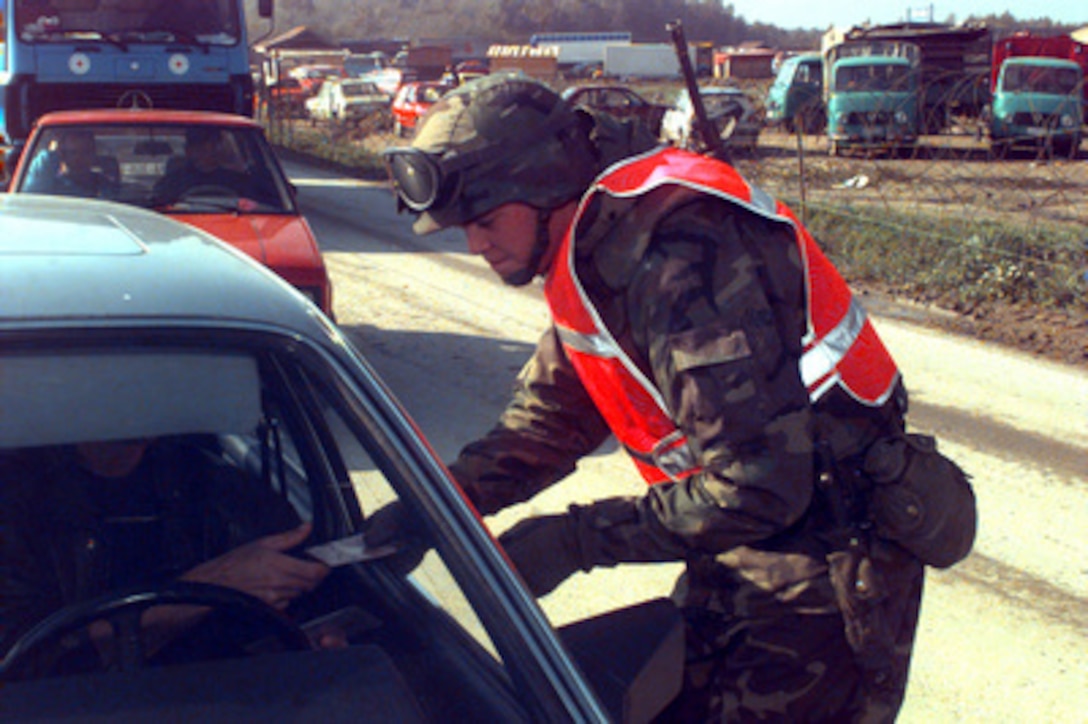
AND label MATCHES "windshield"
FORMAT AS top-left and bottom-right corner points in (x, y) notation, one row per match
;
(1002, 63), (1081, 95)
(17, 123), (294, 212)
(16, 0), (240, 46)
(835, 62), (913, 92)
(343, 82), (381, 98)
